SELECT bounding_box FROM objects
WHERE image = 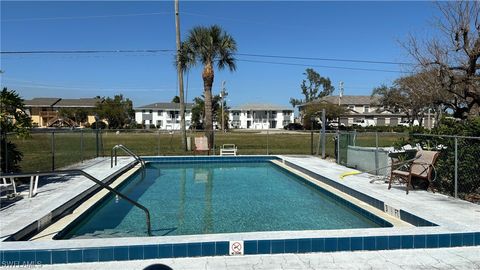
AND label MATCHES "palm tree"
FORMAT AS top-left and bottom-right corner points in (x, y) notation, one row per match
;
(180, 25), (237, 148)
